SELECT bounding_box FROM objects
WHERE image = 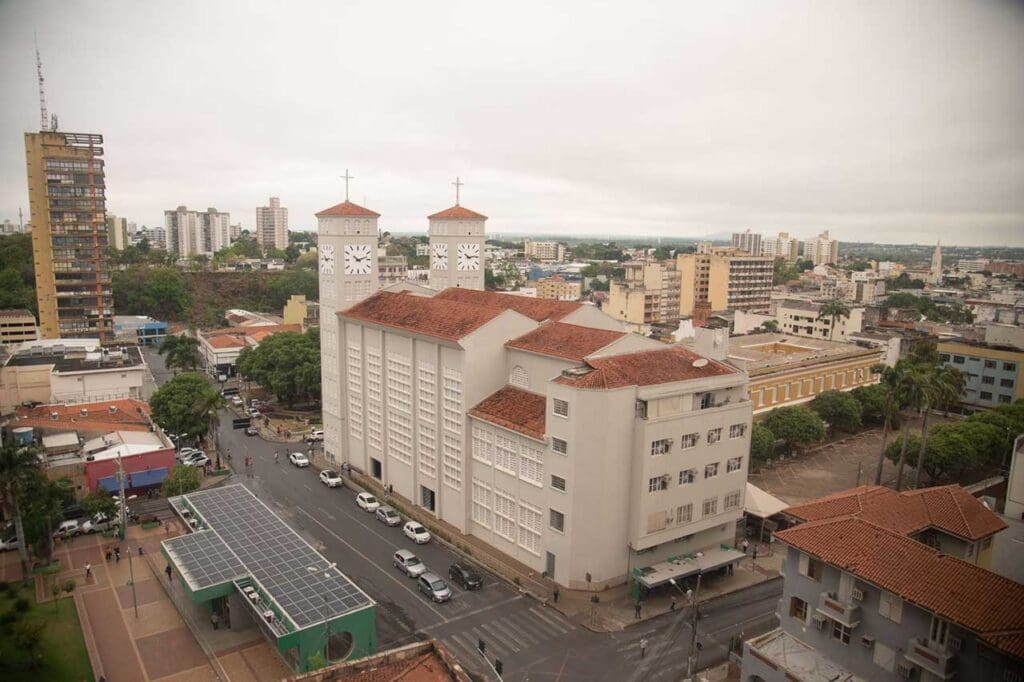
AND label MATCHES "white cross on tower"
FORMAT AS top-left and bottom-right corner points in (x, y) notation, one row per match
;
(341, 169), (355, 201)
(452, 176), (464, 205)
